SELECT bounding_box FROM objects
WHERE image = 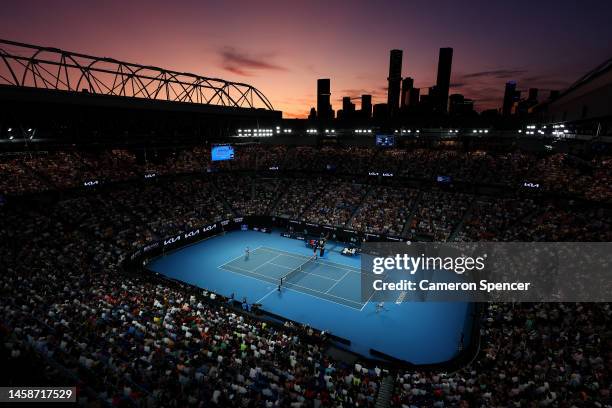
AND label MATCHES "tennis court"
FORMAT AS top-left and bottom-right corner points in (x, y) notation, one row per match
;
(147, 229), (474, 364)
(220, 246), (366, 309)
